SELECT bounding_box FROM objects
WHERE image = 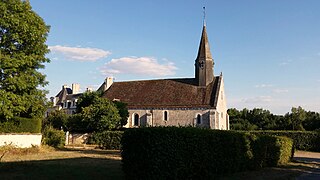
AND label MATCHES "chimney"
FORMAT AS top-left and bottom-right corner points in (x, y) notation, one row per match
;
(72, 83), (80, 94)
(104, 77), (113, 91)
(86, 87), (93, 92)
